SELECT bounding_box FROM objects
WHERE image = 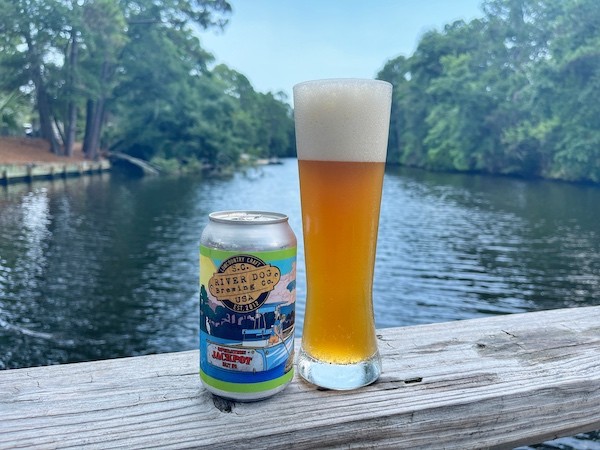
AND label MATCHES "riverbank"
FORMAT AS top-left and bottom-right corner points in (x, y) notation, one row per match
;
(0, 136), (88, 163)
(0, 137), (109, 183)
